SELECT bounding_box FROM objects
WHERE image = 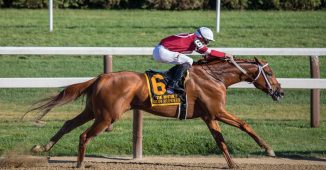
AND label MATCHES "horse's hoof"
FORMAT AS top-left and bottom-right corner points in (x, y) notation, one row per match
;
(105, 124), (113, 132)
(31, 145), (45, 153)
(229, 163), (239, 169)
(33, 120), (47, 127)
(76, 162), (84, 168)
(227, 160), (239, 169)
(266, 149), (276, 157)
